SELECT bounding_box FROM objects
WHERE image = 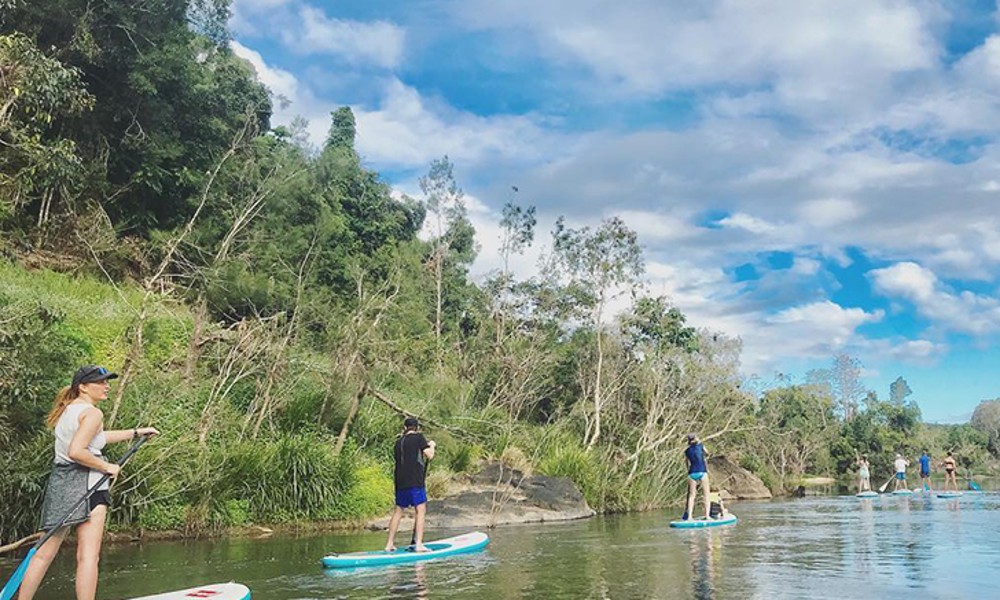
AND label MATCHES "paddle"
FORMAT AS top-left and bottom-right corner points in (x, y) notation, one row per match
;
(877, 473), (896, 493)
(0, 435), (149, 600)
